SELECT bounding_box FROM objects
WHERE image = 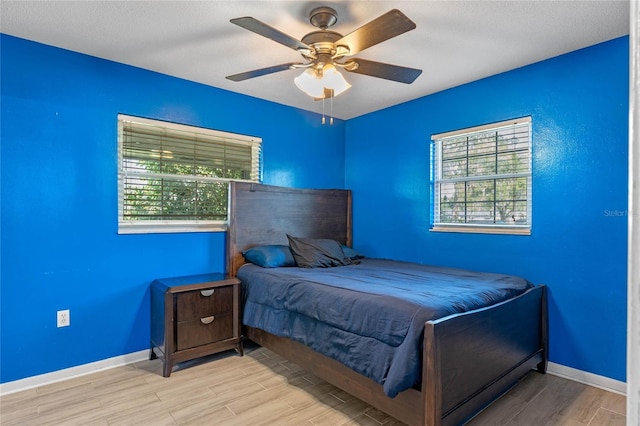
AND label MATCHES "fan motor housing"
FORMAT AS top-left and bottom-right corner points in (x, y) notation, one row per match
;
(301, 30), (341, 46)
(301, 30), (342, 57)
